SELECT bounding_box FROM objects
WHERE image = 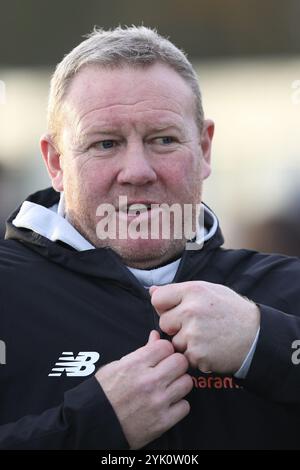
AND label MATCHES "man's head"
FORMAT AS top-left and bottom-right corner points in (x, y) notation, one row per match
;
(41, 26), (214, 268)
(46, 26), (205, 145)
